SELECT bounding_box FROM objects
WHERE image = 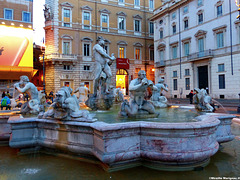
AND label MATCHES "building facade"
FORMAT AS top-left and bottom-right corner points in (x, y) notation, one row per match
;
(0, 0), (33, 94)
(44, 0), (161, 94)
(151, 0), (240, 99)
